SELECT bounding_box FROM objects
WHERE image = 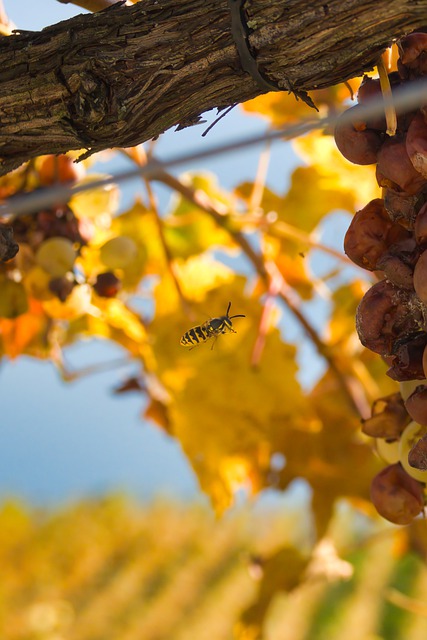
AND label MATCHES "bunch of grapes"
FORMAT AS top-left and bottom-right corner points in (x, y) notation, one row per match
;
(334, 33), (427, 524)
(0, 154), (140, 321)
